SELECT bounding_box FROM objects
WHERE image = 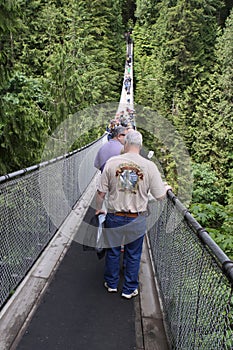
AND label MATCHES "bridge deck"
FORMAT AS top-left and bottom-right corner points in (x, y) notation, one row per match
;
(3, 185), (168, 350)
(16, 240), (138, 350)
